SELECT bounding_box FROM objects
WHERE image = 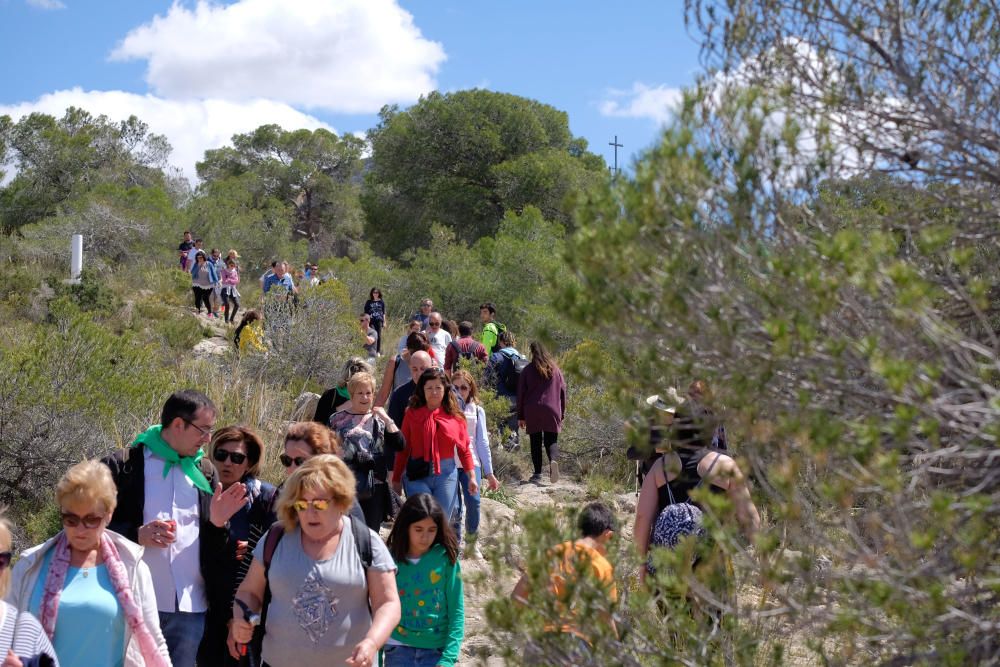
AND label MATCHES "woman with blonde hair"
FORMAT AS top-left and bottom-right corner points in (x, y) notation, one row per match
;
(314, 358), (374, 427)
(7, 461), (169, 666)
(229, 455), (400, 667)
(328, 372), (403, 530)
(269, 422), (369, 538)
